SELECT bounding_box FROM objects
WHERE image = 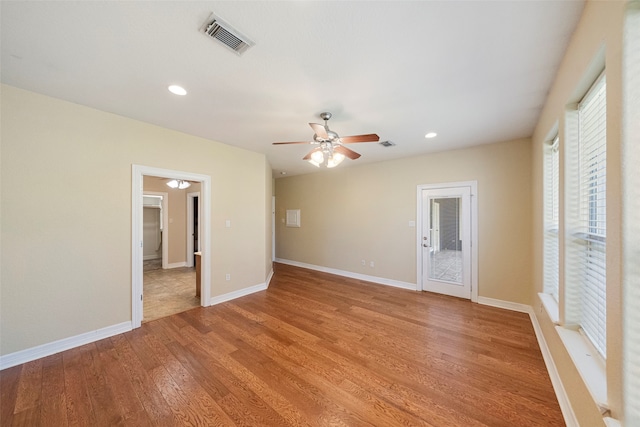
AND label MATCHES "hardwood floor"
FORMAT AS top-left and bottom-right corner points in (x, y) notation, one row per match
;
(1, 263), (564, 426)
